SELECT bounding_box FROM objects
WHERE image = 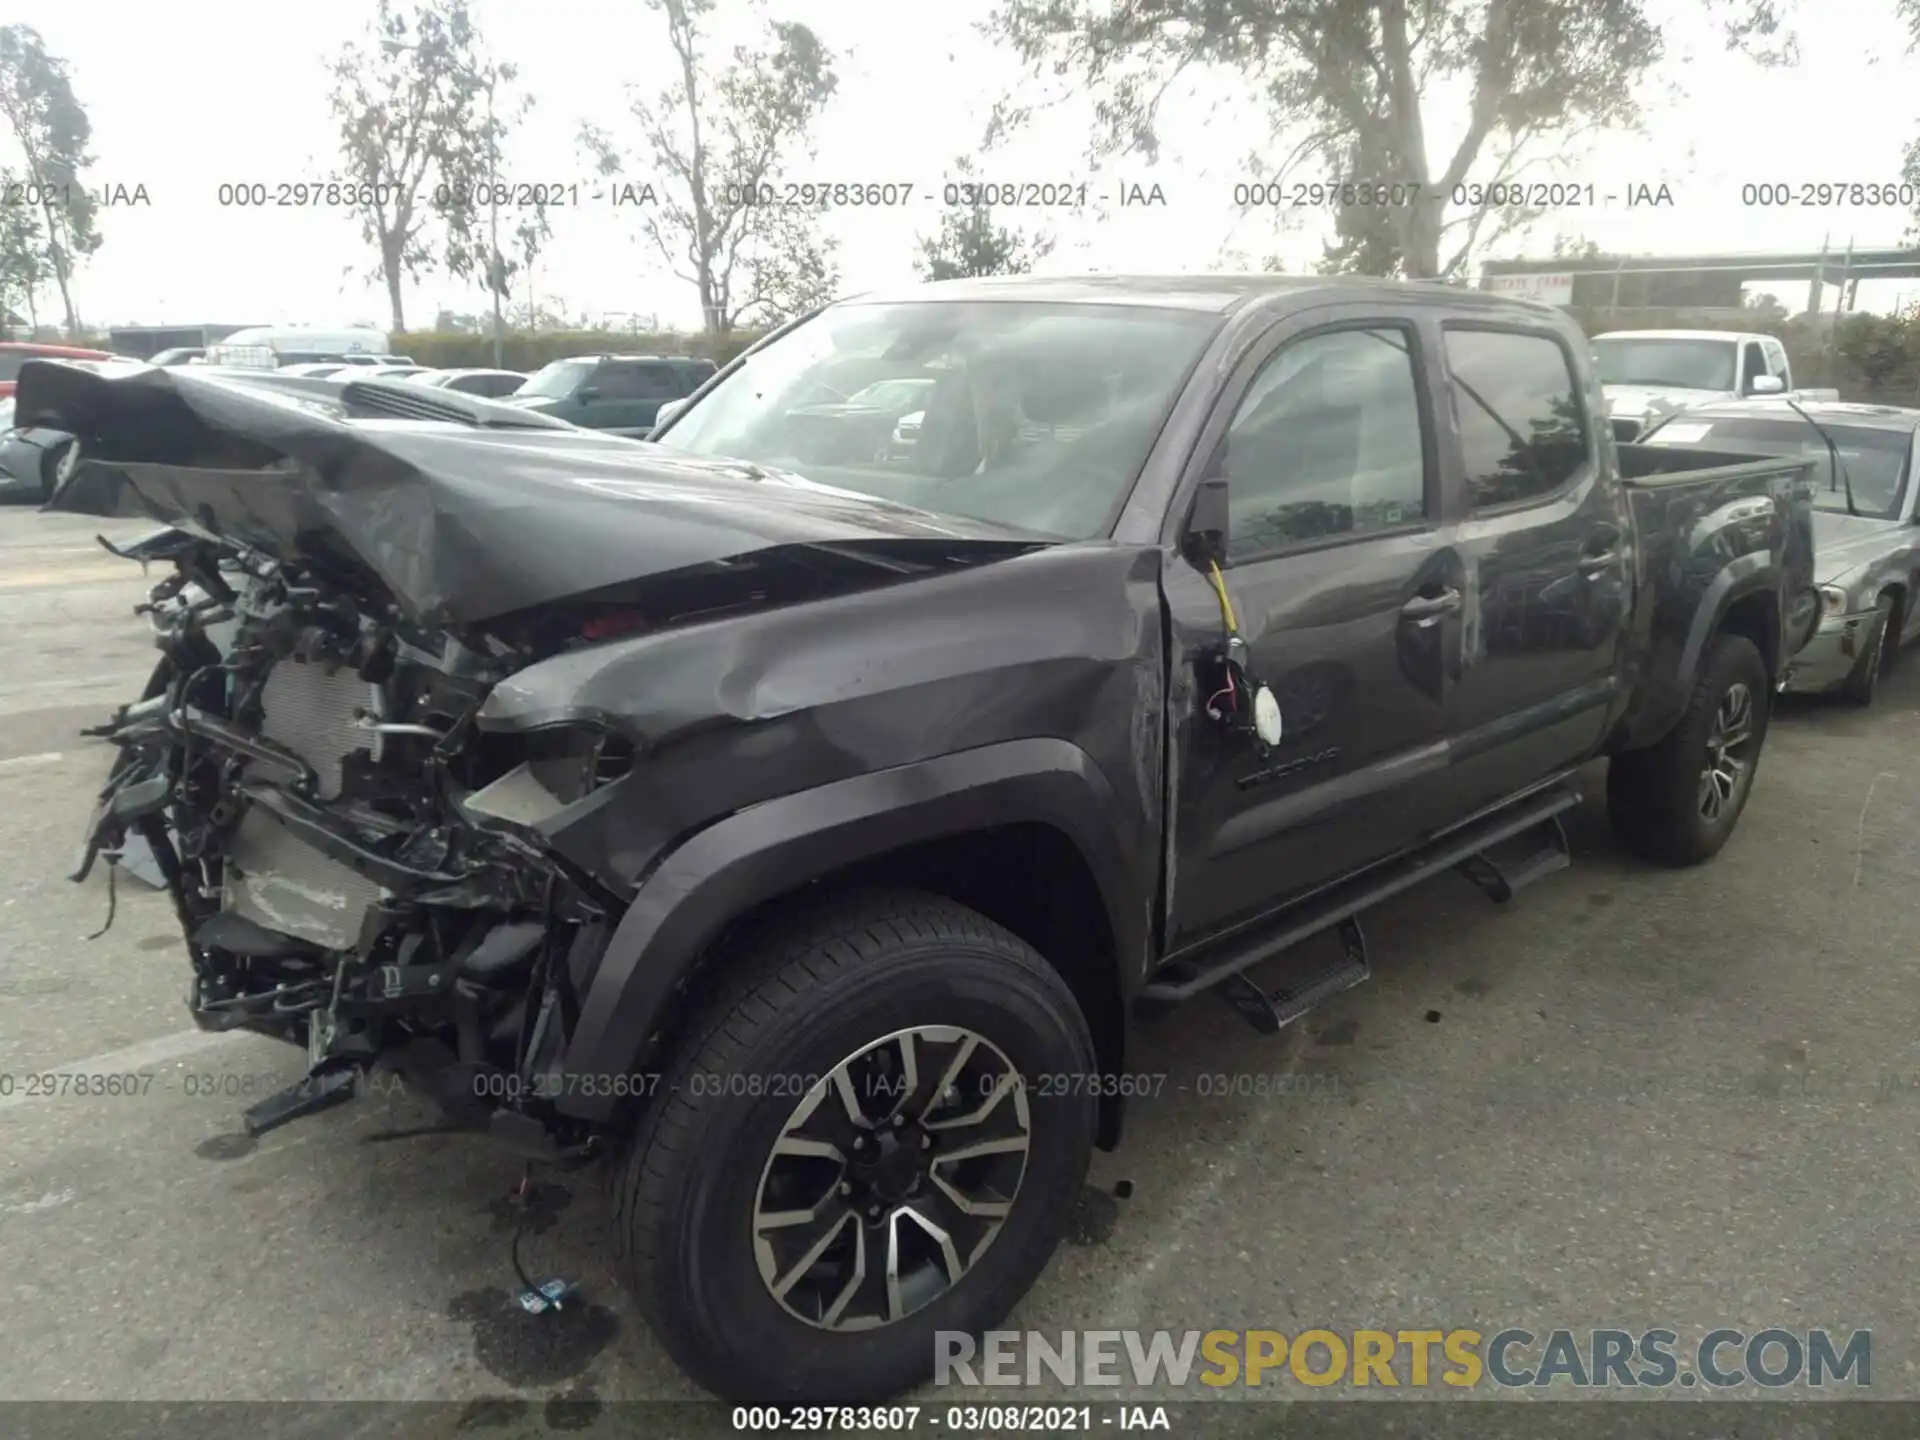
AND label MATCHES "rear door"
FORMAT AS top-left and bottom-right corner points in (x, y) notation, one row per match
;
(590, 360), (682, 432)
(1165, 305), (1468, 951)
(1430, 321), (1629, 820)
